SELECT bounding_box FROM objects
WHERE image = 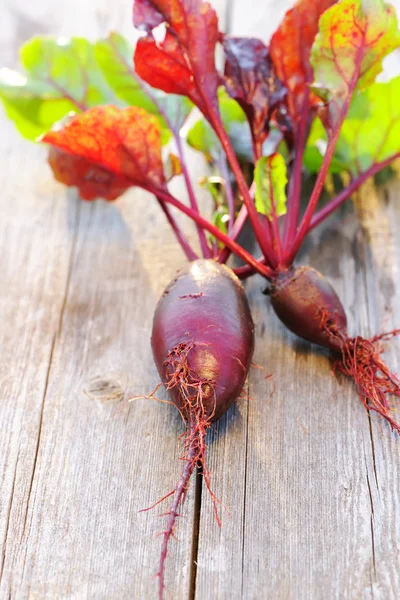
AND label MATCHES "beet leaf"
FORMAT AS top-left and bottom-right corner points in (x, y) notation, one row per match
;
(0, 34), (182, 144)
(0, 37), (113, 140)
(286, 0), (400, 264)
(254, 154), (288, 220)
(306, 77), (400, 176)
(223, 36), (286, 158)
(42, 105), (167, 192)
(311, 0), (400, 128)
(48, 146), (133, 201)
(269, 0), (336, 133)
(133, 0), (220, 115)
